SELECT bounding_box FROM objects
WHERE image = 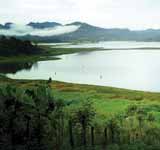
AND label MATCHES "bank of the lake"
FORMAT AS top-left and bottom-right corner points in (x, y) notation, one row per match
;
(1, 76), (160, 121)
(0, 45), (99, 63)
